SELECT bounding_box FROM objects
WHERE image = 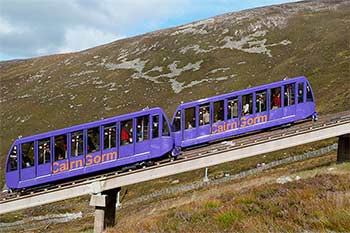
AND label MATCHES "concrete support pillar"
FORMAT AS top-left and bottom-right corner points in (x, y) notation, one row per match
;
(90, 187), (121, 233)
(337, 134), (350, 163)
